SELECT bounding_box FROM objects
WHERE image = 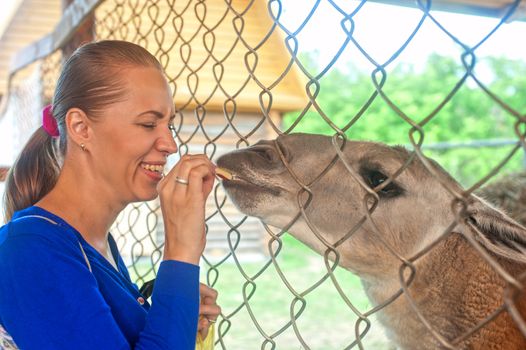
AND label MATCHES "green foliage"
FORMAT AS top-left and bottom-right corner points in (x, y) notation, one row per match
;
(202, 234), (381, 349)
(283, 53), (526, 186)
